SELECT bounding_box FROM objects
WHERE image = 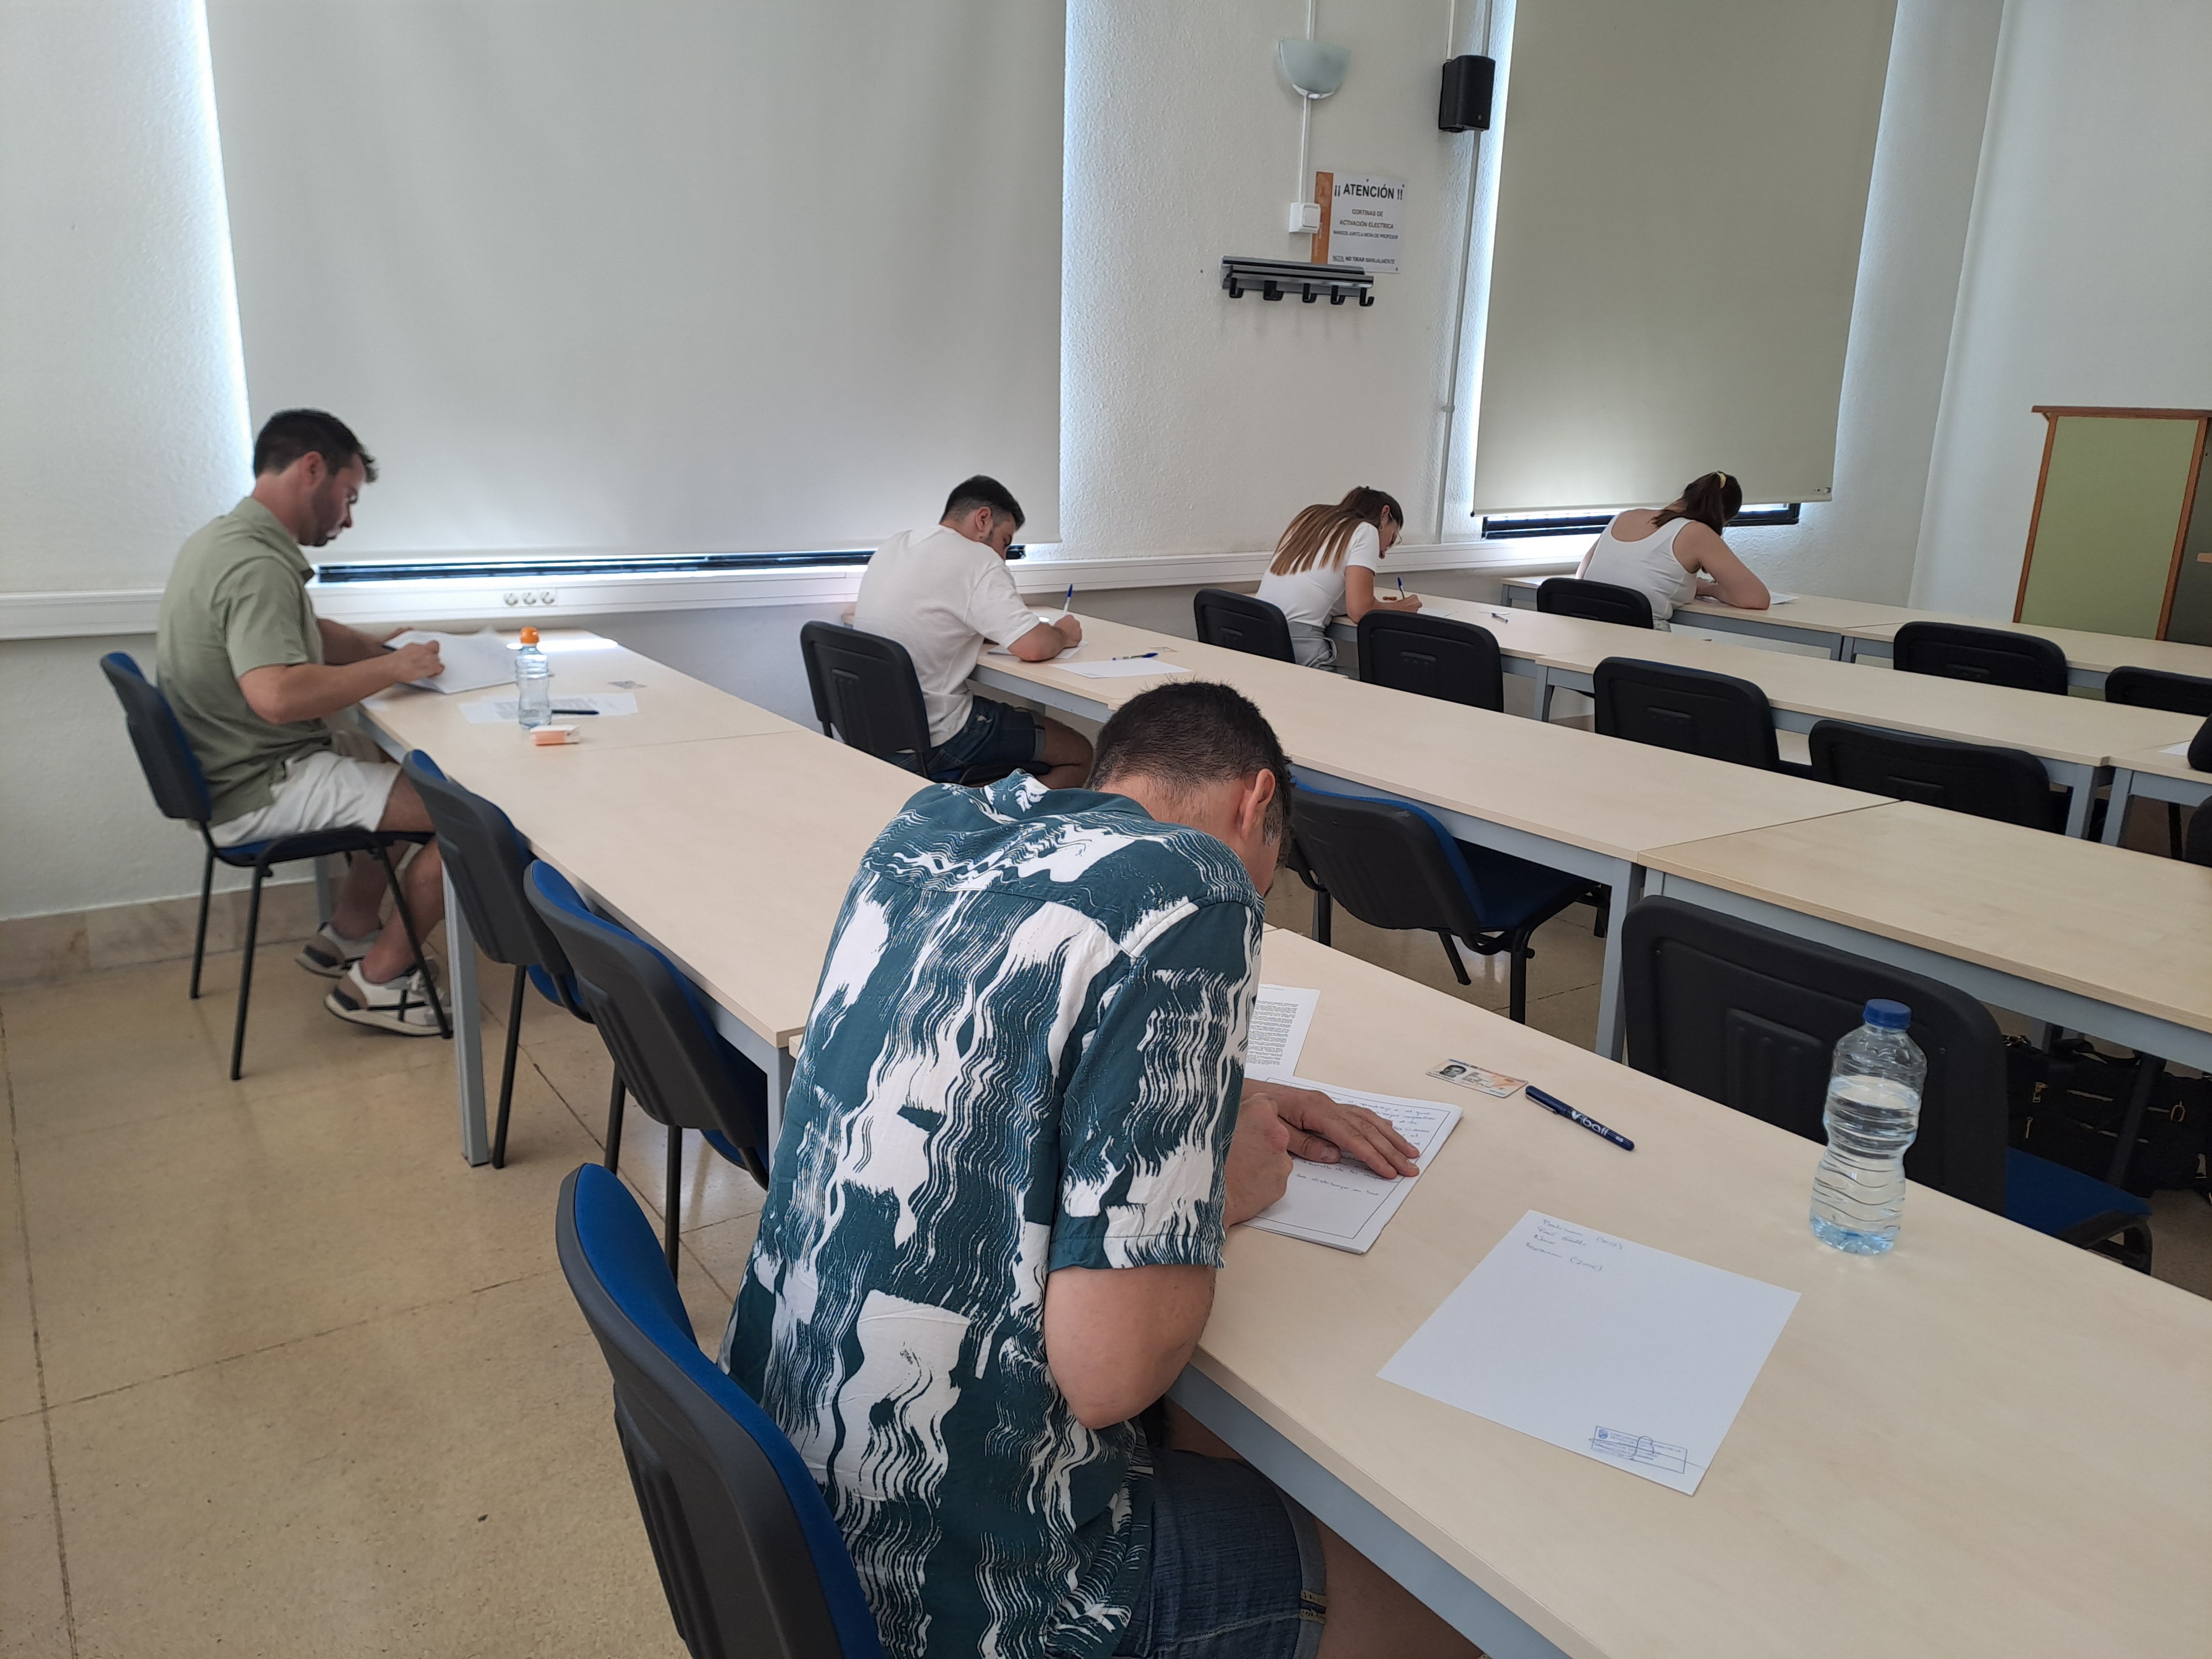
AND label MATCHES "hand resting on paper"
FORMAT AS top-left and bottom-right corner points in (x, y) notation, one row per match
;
(1244, 1078), (1421, 1180)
